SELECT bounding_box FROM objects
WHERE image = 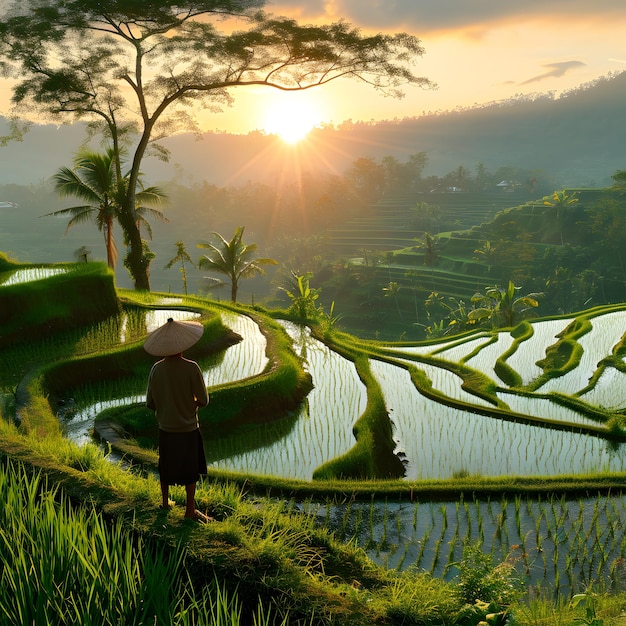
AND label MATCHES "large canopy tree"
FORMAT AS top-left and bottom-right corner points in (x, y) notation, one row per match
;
(0, 0), (433, 290)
